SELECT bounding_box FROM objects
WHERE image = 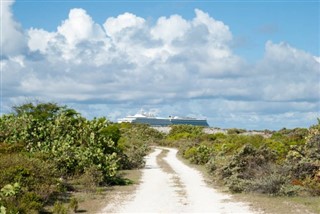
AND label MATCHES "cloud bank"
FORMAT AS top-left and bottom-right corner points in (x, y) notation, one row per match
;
(1, 3), (319, 129)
